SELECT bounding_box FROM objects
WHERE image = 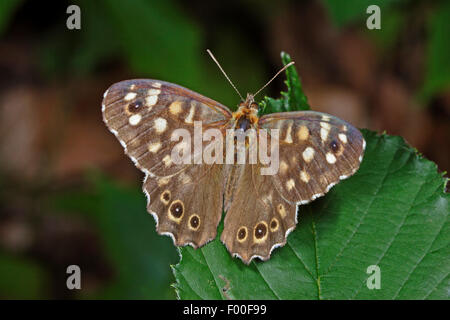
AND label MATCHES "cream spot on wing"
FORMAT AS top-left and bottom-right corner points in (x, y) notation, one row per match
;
(152, 82), (162, 88)
(300, 170), (310, 183)
(326, 152), (337, 164)
(320, 127), (329, 142)
(129, 114), (141, 126)
(162, 155), (172, 167)
(130, 84), (136, 90)
(262, 193), (273, 205)
(320, 121), (331, 130)
(277, 204), (287, 218)
(280, 161), (289, 174)
(147, 88), (161, 96)
(342, 125), (347, 132)
(302, 147), (315, 162)
(322, 115), (331, 121)
(124, 92), (136, 101)
(158, 177), (170, 187)
(179, 172), (192, 184)
(185, 103), (195, 123)
(160, 190), (171, 205)
(169, 100), (183, 115)
(146, 95), (158, 106)
(297, 125), (309, 141)
(338, 133), (347, 144)
(148, 142), (162, 153)
(284, 123), (293, 143)
(154, 117), (167, 133)
(286, 179), (295, 191)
